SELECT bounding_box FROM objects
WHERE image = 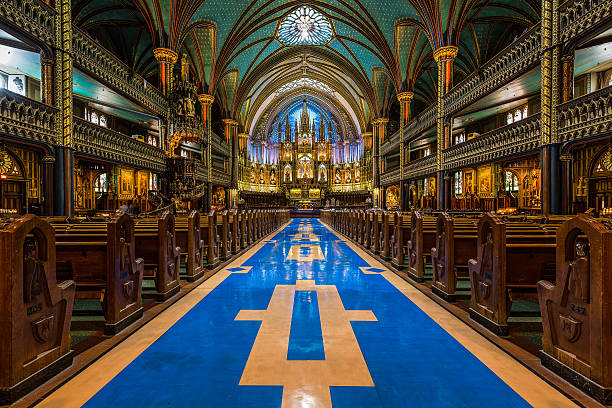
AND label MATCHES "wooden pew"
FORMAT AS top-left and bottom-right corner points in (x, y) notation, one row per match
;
(381, 211), (393, 260)
(134, 211), (181, 301)
(0, 215), (75, 404)
(55, 212), (144, 334)
(391, 212), (411, 270)
(175, 211), (205, 282)
(406, 211), (436, 283)
(468, 213), (556, 335)
(371, 210), (384, 255)
(240, 210), (248, 249)
(229, 209), (239, 255)
(205, 210), (220, 269)
(431, 213), (478, 301)
(537, 214), (612, 404)
(217, 210), (230, 261)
